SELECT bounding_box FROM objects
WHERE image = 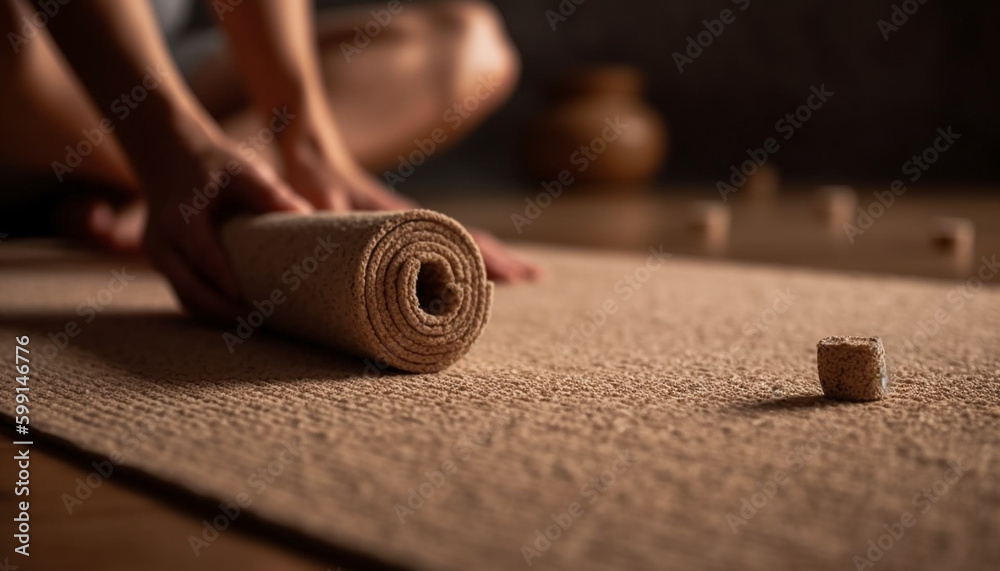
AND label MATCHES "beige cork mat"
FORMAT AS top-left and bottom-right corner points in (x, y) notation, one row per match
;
(1, 243), (998, 570)
(222, 210), (493, 373)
